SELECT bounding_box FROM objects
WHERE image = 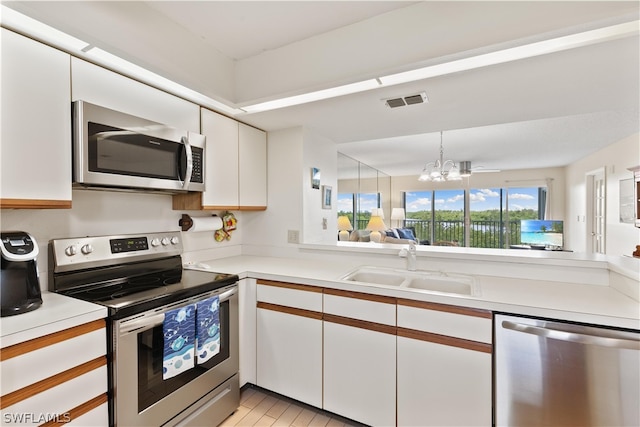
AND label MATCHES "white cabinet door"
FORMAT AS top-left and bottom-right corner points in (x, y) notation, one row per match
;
(238, 123), (267, 209)
(1, 28), (72, 208)
(397, 300), (493, 426)
(323, 290), (396, 426)
(71, 58), (199, 131)
(256, 281), (322, 408)
(323, 321), (396, 427)
(200, 108), (239, 209)
(397, 336), (492, 426)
